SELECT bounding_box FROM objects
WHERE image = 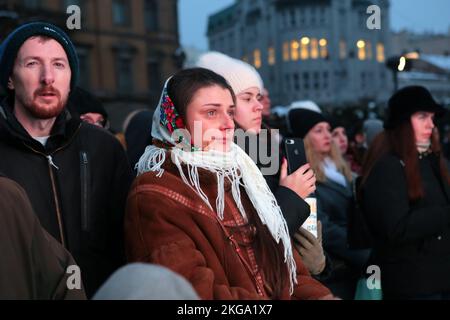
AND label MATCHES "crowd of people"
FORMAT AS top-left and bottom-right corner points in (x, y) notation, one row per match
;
(0, 22), (449, 300)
